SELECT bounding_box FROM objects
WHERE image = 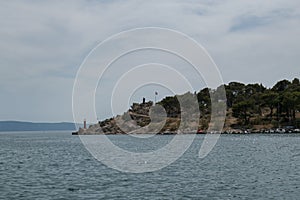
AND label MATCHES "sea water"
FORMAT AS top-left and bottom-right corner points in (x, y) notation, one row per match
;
(0, 131), (299, 199)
